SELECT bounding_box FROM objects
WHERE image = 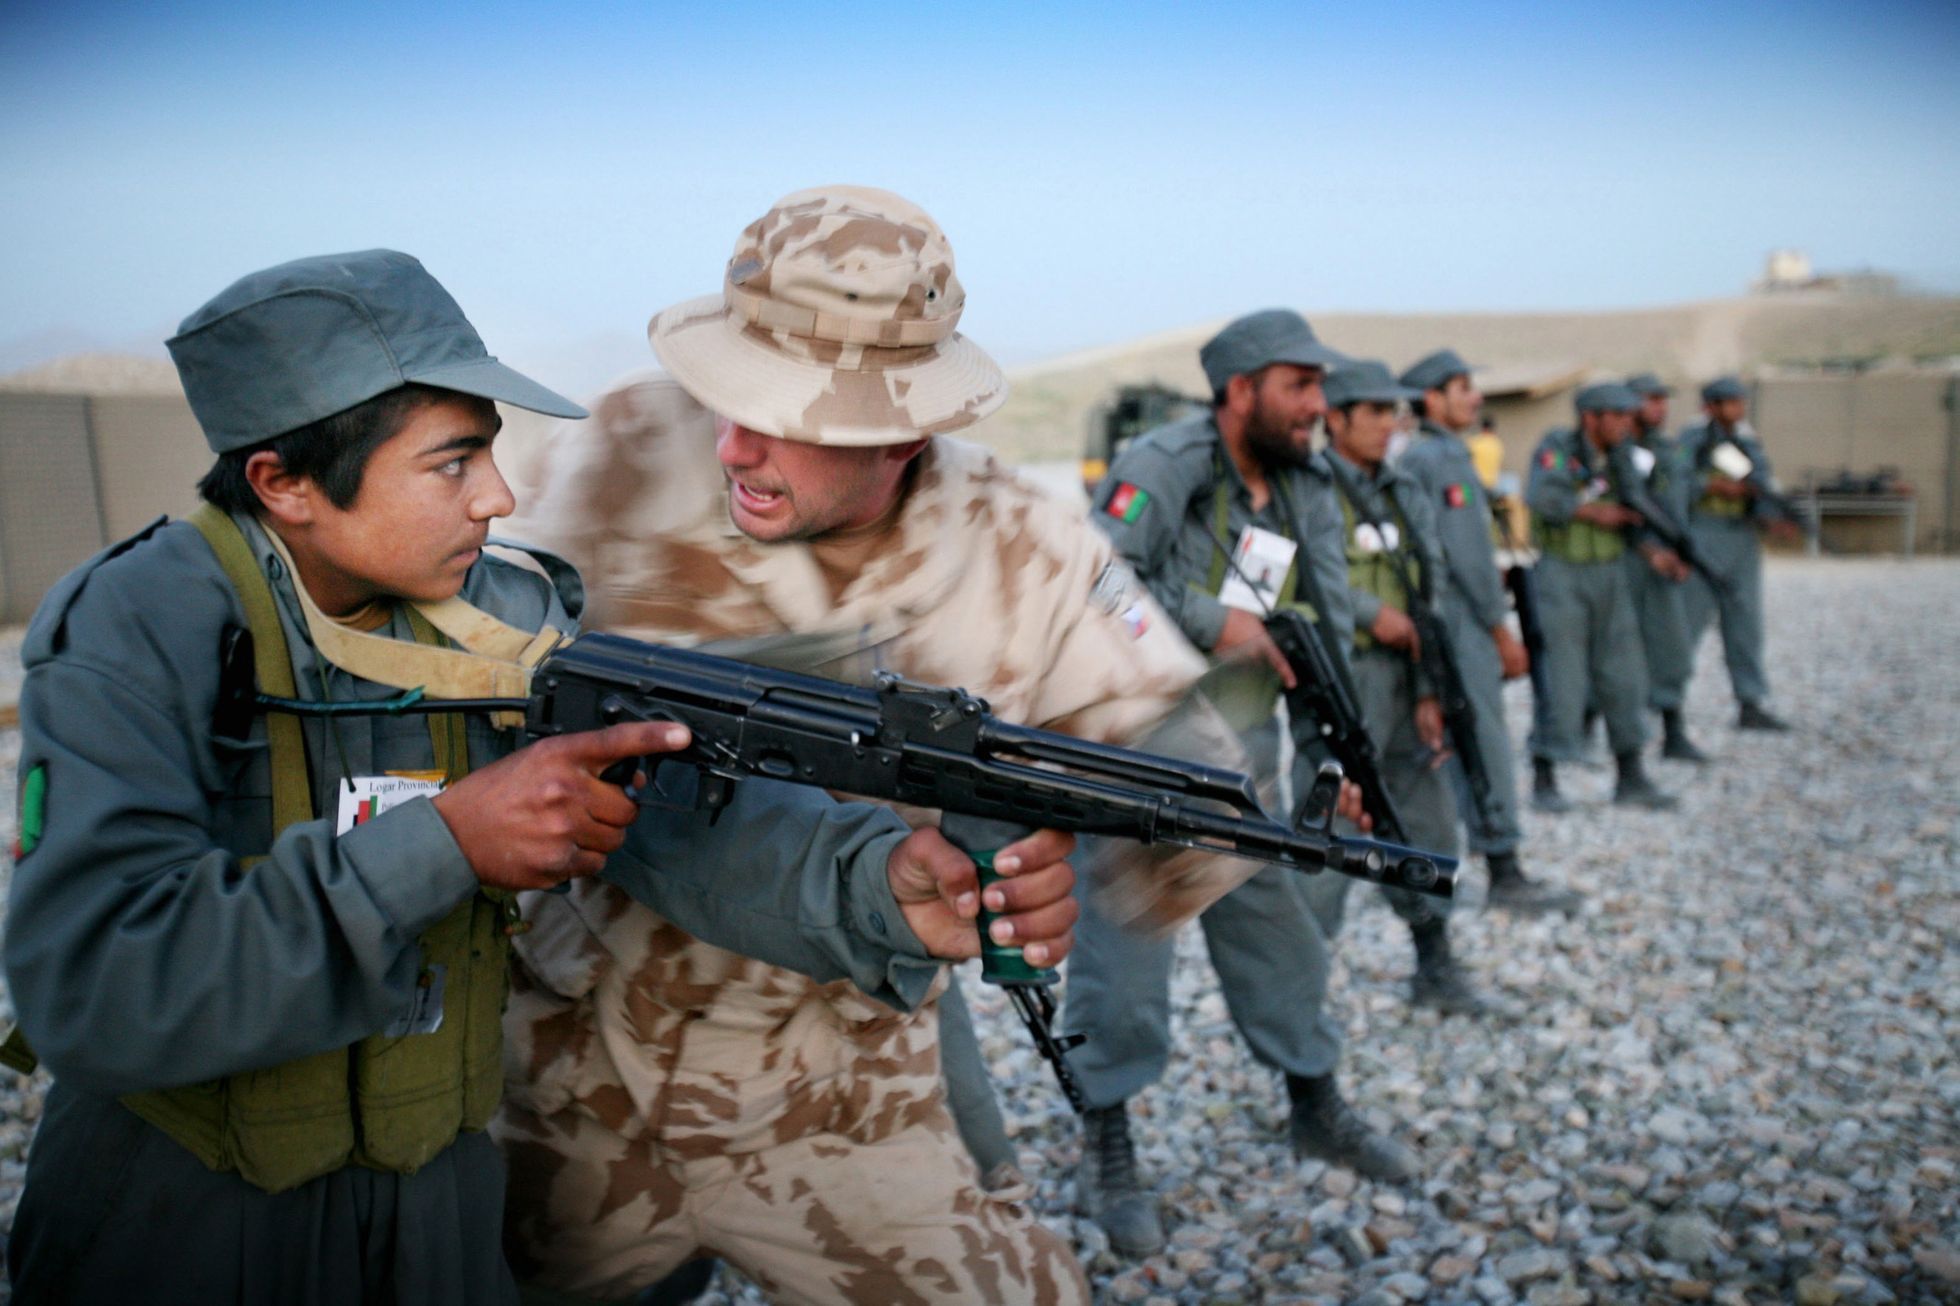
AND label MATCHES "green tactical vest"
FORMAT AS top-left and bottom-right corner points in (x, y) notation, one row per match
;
(1533, 439), (1627, 564)
(118, 506), (516, 1194)
(1334, 478), (1421, 652)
